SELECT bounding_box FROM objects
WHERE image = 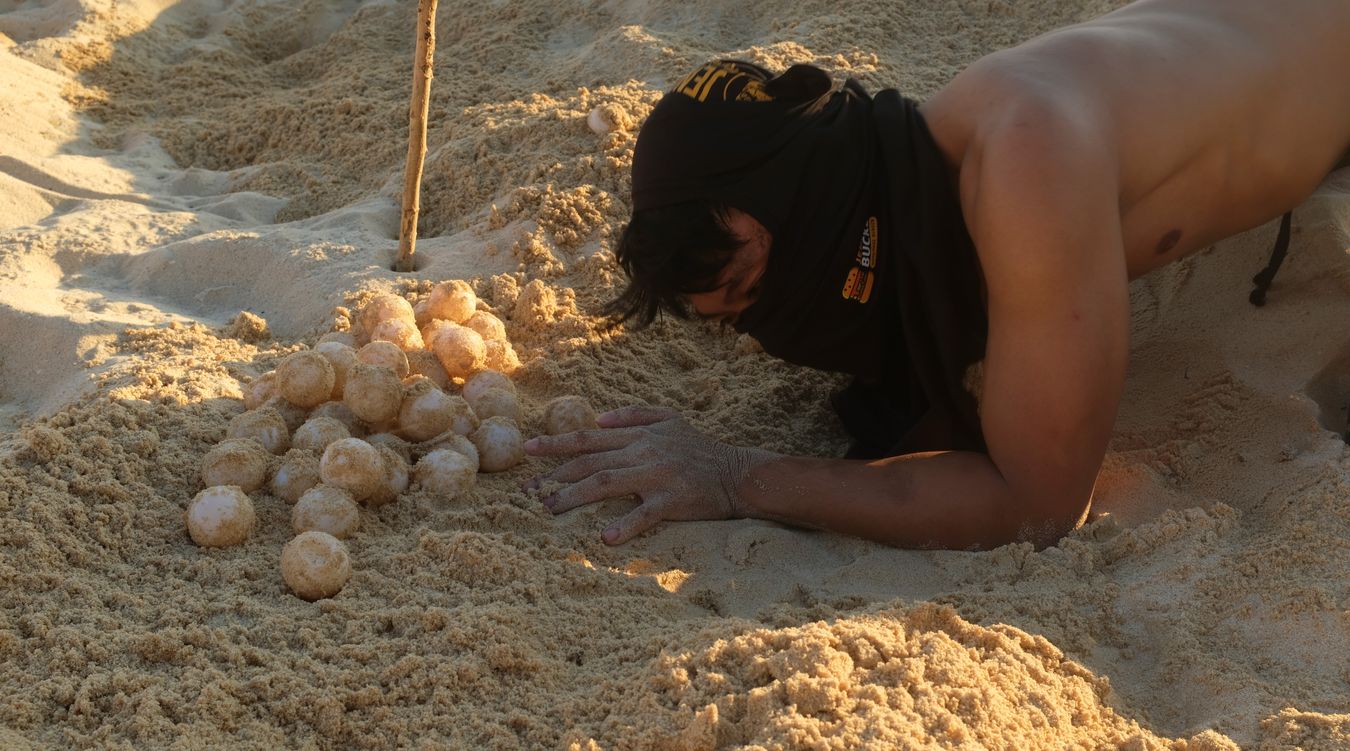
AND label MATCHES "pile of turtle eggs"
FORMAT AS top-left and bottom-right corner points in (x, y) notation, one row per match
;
(186, 280), (596, 600)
